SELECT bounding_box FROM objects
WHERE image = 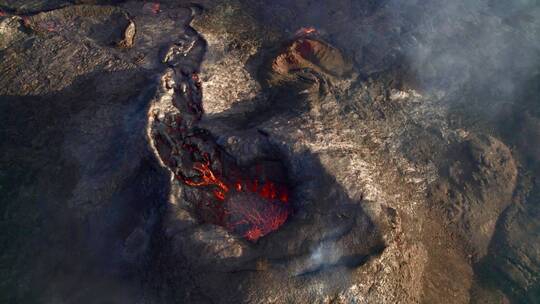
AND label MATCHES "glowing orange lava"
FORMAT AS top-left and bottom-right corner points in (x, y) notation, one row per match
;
(174, 152), (291, 241)
(226, 195), (289, 241)
(154, 72), (291, 242)
(177, 154), (229, 201)
(295, 26), (318, 37)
